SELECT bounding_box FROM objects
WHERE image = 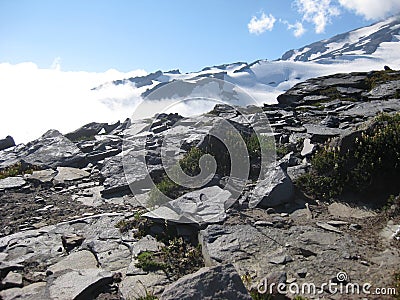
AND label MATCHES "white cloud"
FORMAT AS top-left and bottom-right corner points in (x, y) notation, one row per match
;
(0, 62), (147, 143)
(248, 12), (276, 35)
(294, 0), (340, 33)
(286, 21), (306, 37)
(339, 0), (400, 20)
